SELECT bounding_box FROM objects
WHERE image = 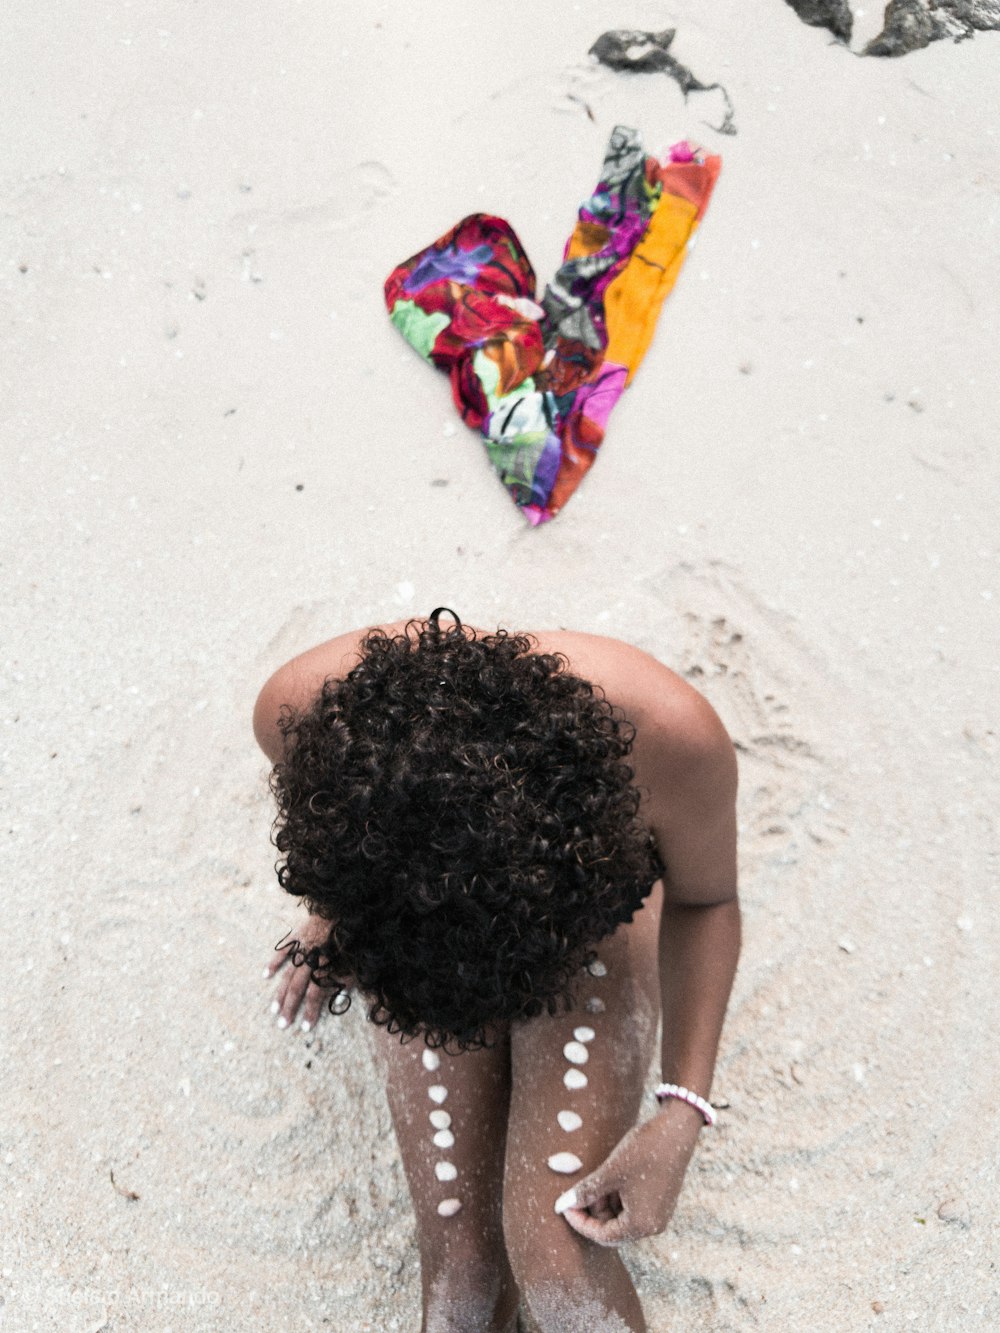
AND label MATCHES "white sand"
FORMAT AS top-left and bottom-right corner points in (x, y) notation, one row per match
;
(2, 2), (998, 1328)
